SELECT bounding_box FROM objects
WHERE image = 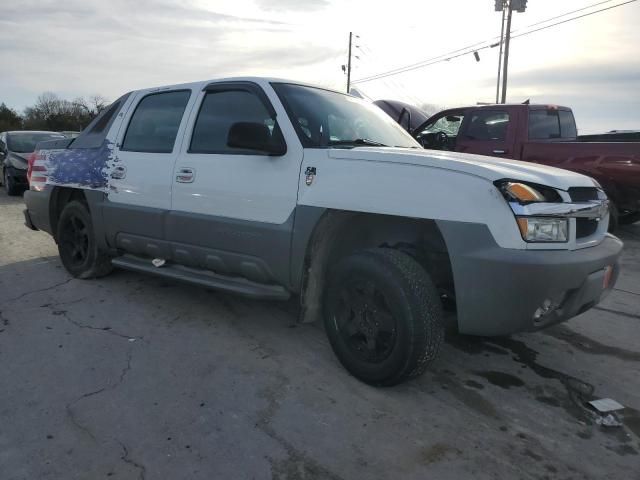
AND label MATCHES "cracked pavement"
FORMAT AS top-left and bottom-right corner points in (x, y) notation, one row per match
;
(1, 189), (639, 479)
